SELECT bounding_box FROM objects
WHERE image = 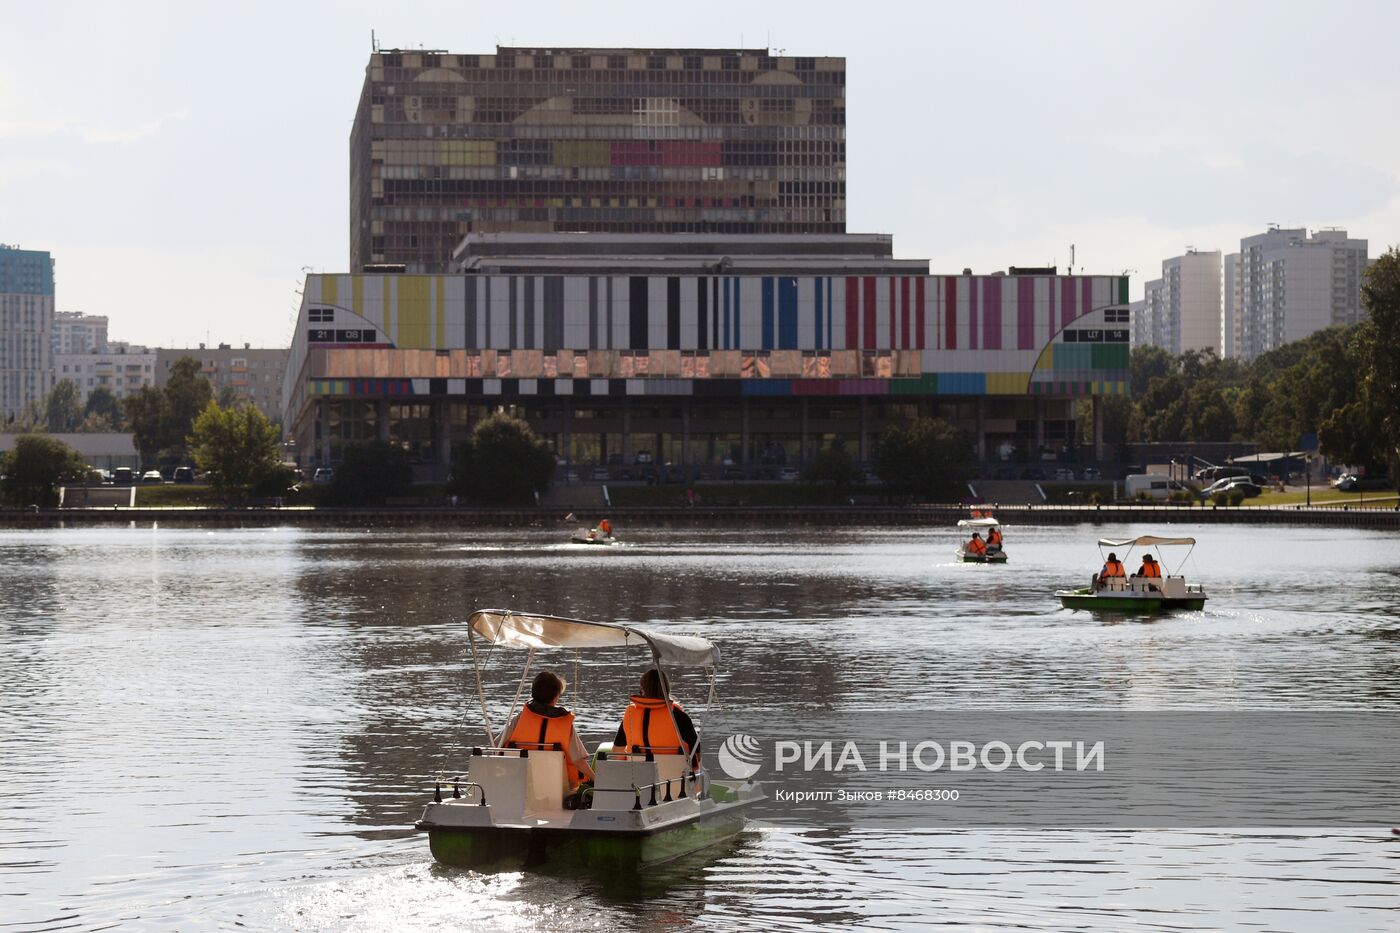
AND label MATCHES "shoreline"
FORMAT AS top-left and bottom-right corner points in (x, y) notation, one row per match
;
(2, 503), (1398, 529)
